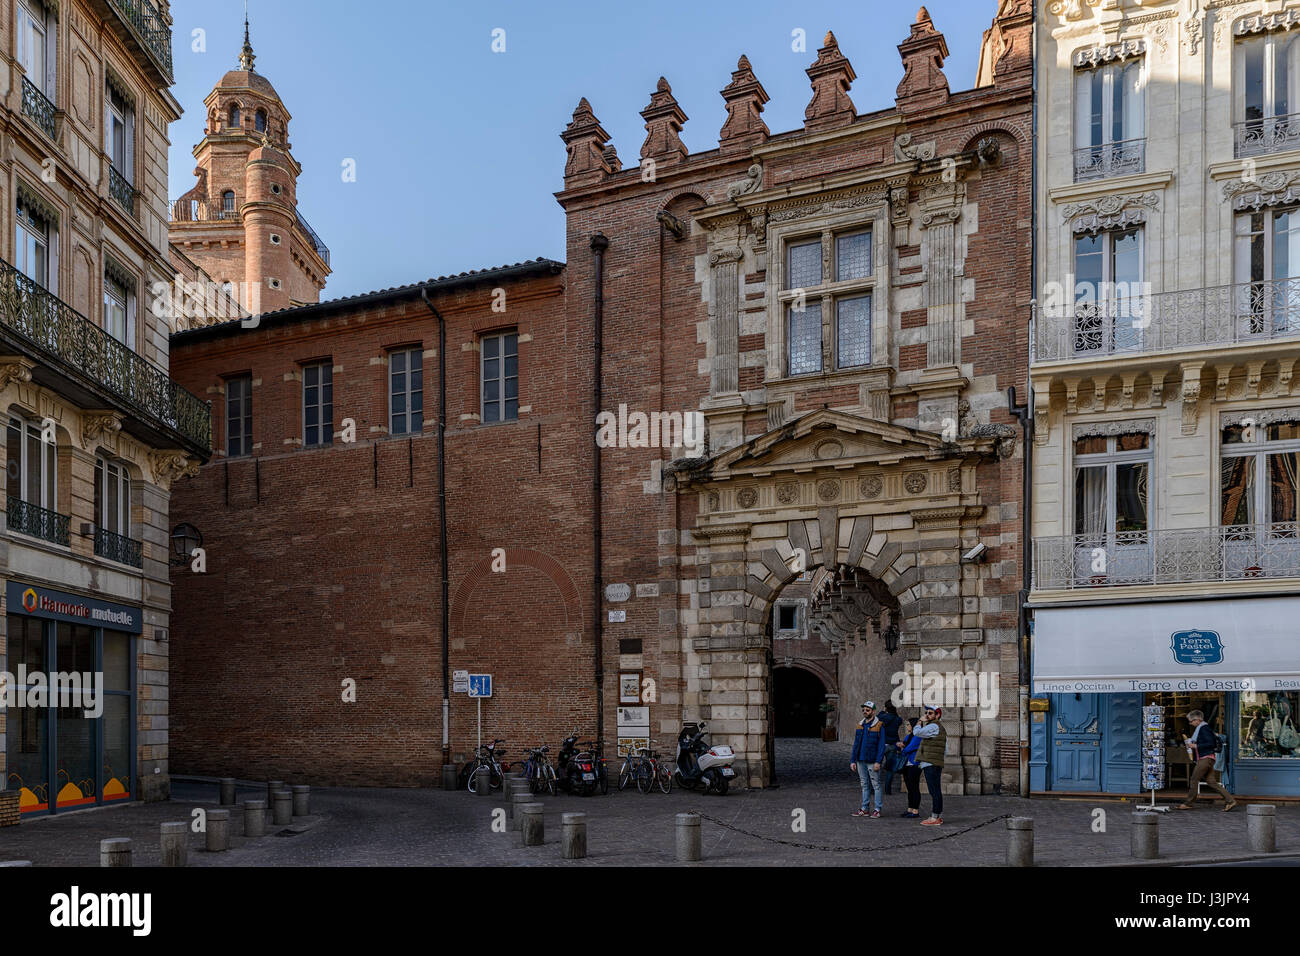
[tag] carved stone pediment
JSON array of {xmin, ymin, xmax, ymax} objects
[
  {"xmin": 80, "ymin": 411, "xmax": 123, "ymax": 451},
  {"xmin": 694, "ymin": 409, "xmax": 965, "ymax": 482},
  {"xmin": 148, "ymin": 450, "xmax": 200, "ymax": 488}
]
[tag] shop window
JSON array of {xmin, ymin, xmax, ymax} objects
[
  {"xmin": 225, "ymin": 375, "xmax": 252, "ymax": 458},
  {"xmin": 1072, "ymin": 226, "xmax": 1144, "ymax": 354},
  {"xmin": 480, "ymin": 332, "xmax": 517, "ymax": 423},
  {"xmin": 1240, "ymin": 691, "xmax": 1300, "ymax": 759},
  {"xmin": 389, "ymin": 346, "xmax": 423, "ymax": 435},
  {"xmin": 302, "ymin": 361, "xmax": 333, "ymax": 447}
]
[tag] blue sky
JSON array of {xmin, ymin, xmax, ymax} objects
[{"xmin": 167, "ymin": 1, "xmax": 1002, "ymax": 300}]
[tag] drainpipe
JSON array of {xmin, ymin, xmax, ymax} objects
[
  {"xmin": 590, "ymin": 233, "xmax": 608, "ymax": 752},
  {"xmin": 420, "ymin": 287, "xmax": 451, "ymax": 771}
]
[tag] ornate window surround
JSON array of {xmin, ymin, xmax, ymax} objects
[
  {"xmin": 1218, "ymin": 405, "xmax": 1300, "ymax": 430},
  {"xmin": 1222, "ymin": 169, "xmax": 1300, "ymax": 211},
  {"xmin": 1072, "ymin": 417, "xmax": 1157, "ymax": 440},
  {"xmin": 1061, "ymin": 191, "xmax": 1161, "ymax": 234},
  {"xmin": 1071, "ymin": 37, "xmax": 1146, "ymax": 69},
  {"xmin": 1067, "ymin": 415, "xmax": 1157, "ymax": 539},
  {"xmin": 1234, "ymin": 11, "xmax": 1300, "ymax": 39},
  {"xmin": 763, "ymin": 193, "xmax": 891, "ymax": 387}
]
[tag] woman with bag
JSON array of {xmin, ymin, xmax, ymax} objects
[
  {"xmin": 1176, "ymin": 709, "xmax": 1236, "ymax": 812},
  {"xmin": 898, "ymin": 717, "xmax": 923, "ymax": 819}
]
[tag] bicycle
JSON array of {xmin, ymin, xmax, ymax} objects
[
  {"xmin": 523, "ymin": 745, "xmax": 557, "ymax": 796},
  {"xmin": 465, "ymin": 738, "xmax": 506, "ymax": 793},
  {"xmin": 644, "ymin": 749, "xmax": 673, "ymax": 794},
  {"xmin": 617, "ymin": 748, "xmax": 654, "ymax": 793}
]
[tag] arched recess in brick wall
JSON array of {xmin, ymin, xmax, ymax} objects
[
  {"xmin": 774, "ymin": 657, "xmax": 837, "ymax": 698},
  {"xmin": 449, "ymin": 548, "xmax": 584, "ymax": 637}
]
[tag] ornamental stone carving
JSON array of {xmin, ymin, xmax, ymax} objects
[
  {"xmin": 0, "ymin": 362, "xmax": 33, "ymax": 390},
  {"xmin": 768, "ymin": 189, "xmax": 882, "ymax": 224},
  {"xmin": 814, "ymin": 439, "xmax": 844, "ymax": 460},
  {"xmin": 903, "ymin": 471, "xmax": 928, "ymax": 495},
  {"xmin": 1063, "ymin": 192, "xmax": 1160, "ymax": 233},
  {"xmin": 81, "ymin": 412, "xmax": 123, "ymax": 450},
  {"xmin": 149, "ymin": 451, "xmax": 199, "ymax": 487},
  {"xmin": 1072, "ymin": 418, "xmax": 1157, "ymax": 439},
  {"xmin": 947, "ymin": 468, "xmax": 961, "ymax": 493},
  {"xmin": 894, "ymin": 133, "xmax": 935, "ymax": 162},
  {"xmin": 726, "ymin": 163, "xmax": 763, "ymax": 200},
  {"xmin": 707, "ymin": 491, "xmax": 720, "ymax": 512},
  {"xmin": 1236, "ymin": 11, "xmax": 1300, "ymax": 37},
  {"xmin": 1048, "ymin": 0, "xmax": 1099, "ymax": 22},
  {"xmin": 816, "ymin": 478, "xmax": 841, "ymax": 502},
  {"xmin": 1186, "ymin": 15, "xmax": 1203, "ymax": 56},
  {"xmin": 860, "ymin": 475, "xmax": 883, "ymax": 499},
  {"xmin": 1223, "ymin": 171, "xmax": 1300, "ymax": 211},
  {"xmin": 1219, "ymin": 406, "xmax": 1300, "ymax": 428},
  {"xmin": 708, "ymin": 246, "xmax": 744, "ymax": 266},
  {"xmin": 776, "ymin": 481, "xmax": 799, "ymax": 504},
  {"xmin": 1072, "ymin": 38, "xmax": 1145, "ymax": 68},
  {"xmin": 737, "ymin": 487, "xmax": 758, "ymax": 509}
]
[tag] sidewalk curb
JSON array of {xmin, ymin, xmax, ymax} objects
[{"xmin": 1078, "ymin": 851, "xmax": 1300, "ymax": 868}]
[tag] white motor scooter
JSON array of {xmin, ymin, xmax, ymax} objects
[{"xmin": 673, "ymin": 721, "xmax": 737, "ymax": 795}]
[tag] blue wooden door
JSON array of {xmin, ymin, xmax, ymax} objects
[{"xmin": 1050, "ymin": 693, "xmax": 1102, "ymax": 790}]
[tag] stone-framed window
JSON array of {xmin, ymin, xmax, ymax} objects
[
  {"xmin": 767, "ymin": 202, "xmax": 886, "ymax": 383},
  {"xmin": 1234, "ymin": 18, "xmax": 1300, "ymax": 156},
  {"xmin": 1220, "ymin": 409, "xmax": 1300, "ymax": 527},
  {"xmin": 16, "ymin": 0, "xmax": 54, "ymax": 100},
  {"xmin": 1072, "ymin": 52, "xmax": 1145, "ymax": 181},
  {"xmin": 480, "ymin": 331, "xmax": 518, "ymax": 423},
  {"xmin": 103, "ymin": 257, "xmax": 136, "ymax": 350},
  {"xmin": 302, "ymin": 361, "xmax": 333, "ymax": 447},
  {"xmin": 6, "ymin": 411, "xmax": 58, "ymax": 515},
  {"xmin": 1072, "ymin": 225, "xmax": 1143, "ymax": 354},
  {"xmin": 773, "ymin": 599, "xmax": 806, "ymax": 639},
  {"xmin": 1072, "ymin": 426, "xmax": 1152, "ymax": 539},
  {"xmin": 389, "ymin": 346, "xmax": 424, "ymax": 435},
  {"xmin": 1234, "ymin": 204, "xmax": 1300, "ymax": 335},
  {"xmin": 94, "ymin": 454, "xmax": 132, "ymax": 541}
]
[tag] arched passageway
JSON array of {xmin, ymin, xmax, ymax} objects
[{"xmin": 773, "ymin": 666, "xmax": 828, "ymax": 738}]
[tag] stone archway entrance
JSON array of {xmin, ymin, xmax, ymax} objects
[
  {"xmin": 773, "ymin": 666, "xmax": 826, "ymax": 737},
  {"xmin": 671, "ymin": 408, "xmax": 1007, "ymax": 792}
]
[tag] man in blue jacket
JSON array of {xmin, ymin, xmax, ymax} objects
[{"xmin": 849, "ymin": 700, "xmax": 887, "ymax": 817}]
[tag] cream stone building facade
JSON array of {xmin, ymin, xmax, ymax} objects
[
  {"xmin": 0, "ymin": 0, "xmax": 208, "ymax": 818},
  {"xmin": 1031, "ymin": 0, "xmax": 1300, "ymax": 797}
]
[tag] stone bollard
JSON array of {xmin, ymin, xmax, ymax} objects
[
  {"xmin": 1006, "ymin": 817, "xmax": 1034, "ymax": 867},
  {"xmin": 442, "ymin": 764, "xmax": 459, "ymax": 791},
  {"xmin": 510, "ymin": 789, "xmax": 532, "ymax": 831},
  {"xmin": 100, "ymin": 838, "xmax": 132, "ymax": 868},
  {"xmin": 160, "ymin": 822, "xmax": 188, "ymax": 867},
  {"xmin": 1248, "ymin": 804, "xmax": 1276, "ymax": 853},
  {"xmin": 267, "ymin": 780, "xmax": 284, "ymax": 806},
  {"xmin": 474, "ymin": 766, "xmax": 493, "ymax": 797},
  {"xmin": 206, "ymin": 809, "xmax": 231, "ymax": 852},
  {"xmin": 219, "ymin": 777, "xmax": 236, "ymax": 806},
  {"xmin": 676, "ymin": 813, "xmax": 701, "ymax": 863},
  {"xmin": 1131, "ymin": 812, "xmax": 1159, "ymax": 860},
  {"xmin": 244, "ymin": 799, "xmax": 267, "ymax": 837},
  {"xmin": 273, "ymin": 789, "xmax": 293, "ymax": 826},
  {"xmin": 520, "ymin": 803, "xmax": 545, "ymax": 847},
  {"xmin": 292, "ymin": 785, "xmax": 310, "ymax": 817},
  {"xmin": 562, "ymin": 812, "xmax": 587, "ymax": 860}
]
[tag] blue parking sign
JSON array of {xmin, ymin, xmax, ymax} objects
[{"xmin": 468, "ymin": 674, "xmax": 492, "ymax": 698}]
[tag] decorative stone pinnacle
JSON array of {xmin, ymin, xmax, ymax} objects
[
  {"xmin": 720, "ymin": 53, "xmax": 770, "ymax": 149},
  {"xmin": 560, "ymin": 98, "xmax": 614, "ymax": 184},
  {"xmin": 640, "ymin": 76, "xmax": 688, "ymax": 163},
  {"xmin": 804, "ymin": 30, "xmax": 856, "ymax": 131}
]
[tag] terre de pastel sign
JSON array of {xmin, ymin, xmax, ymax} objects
[{"xmin": 1170, "ymin": 630, "xmax": 1224, "ymax": 667}]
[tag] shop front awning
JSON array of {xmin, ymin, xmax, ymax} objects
[{"xmin": 1032, "ymin": 597, "xmax": 1300, "ymax": 695}]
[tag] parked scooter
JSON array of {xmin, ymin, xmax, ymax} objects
[
  {"xmin": 673, "ymin": 721, "xmax": 736, "ymax": 795},
  {"xmin": 556, "ymin": 733, "xmax": 609, "ymax": 796}
]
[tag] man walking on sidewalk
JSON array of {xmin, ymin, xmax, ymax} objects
[{"xmin": 1177, "ymin": 709, "xmax": 1236, "ymax": 812}]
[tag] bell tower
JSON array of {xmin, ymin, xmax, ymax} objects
[{"xmin": 168, "ymin": 16, "xmax": 331, "ymax": 319}]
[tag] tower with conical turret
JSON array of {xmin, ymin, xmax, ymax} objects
[{"xmin": 168, "ymin": 18, "xmax": 330, "ymax": 319}]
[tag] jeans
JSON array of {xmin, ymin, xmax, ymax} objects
[
  {"xmin": 855, "ymin": 762, "xmax": 882, "ymax": 811},
  {"xmin": 904, "ymin": 765, "xmax": 922, "ymax": 811},
  {"xmin": 921, "ymin": 765, "xmax": 944, "ymax": 817}
]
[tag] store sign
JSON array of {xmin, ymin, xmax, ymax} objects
[
  {"xmin": 6, "ymin": 581, "xmax": 142, "ymax": 634},
  {"xmin": 1171, "ymin": 630, "xmax": 1224, "ymax": 666}
]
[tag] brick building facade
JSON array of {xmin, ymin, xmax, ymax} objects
[{"xmin": 169, "ymin": 1, "xmax": 1034, "ymax": 793}]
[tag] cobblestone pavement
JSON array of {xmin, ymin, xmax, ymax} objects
[{"xmin": 1, "ymin": 740, "xmax": 1297, "ymax": 867}]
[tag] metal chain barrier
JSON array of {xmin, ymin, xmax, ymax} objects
[{"xmin": 688, "ymin": 810, "xmax": 1014, "ymax": 853}]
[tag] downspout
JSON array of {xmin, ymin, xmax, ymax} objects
[
  {"xmin": 590, "ymin": 233, "xmax": 609, "ymax": 752},
  {"xmin": 1013, "ymin": 14, "xmax": 1040, "ymax": 800},
  {"xmin": 420, "ymin": 287, "xmax": 451, "ymax": 771}
]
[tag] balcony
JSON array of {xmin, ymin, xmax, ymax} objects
[
  {"xmin": 7, "ymin": 496, "xmax": 70, "ymax": 547},
  {"xmin": 21, "ymin": 77, "xmax": 56, "ymax": 141},
  {"xmin": 94, "ymin": 527, "xmax": 143, "ymax": 568},
  {"xmin": 1234, "ymin": 113, "xmax": 1300, "ymax": 158},
  {"xmin": 1033, "ymin": 276, "xmax": 1300, "ymax": 363},
  {"xmin": 295, "ymin": 208, "xmax": 331, "ymax": 268},
  {"xmin": 168, "ymin": 197, "xmax": 239, "ymax": 222},
  {"xmin": 1074, "ymin": 138, "xmax": 1146, "ymax": 183},
  {"xmin": 0, "ymin": 257, "xmax": 211, "ymax": 453},
  {"xmin": 109, "ymin": 166, "xmax": 136, "ymax": 216},
  {"xmin": 1033, "ymin": 523, "xmax": 1300, "ymax": 590},
  {"xmin": 101, "ymin": 0, "xmax": 173, "ymax": 86}
]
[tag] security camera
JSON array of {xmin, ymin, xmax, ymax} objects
[{"xmin": 962, "ymin": 543, "xmax": 987, "ymax": 563}]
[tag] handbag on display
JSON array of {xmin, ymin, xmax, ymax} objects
[
  {"xmin": 1280, "ymin": 717, "xmax": 1300, "ymax": 751},
  {"xmin": 1265, "ymin": 716, "xmax": 1282, "ymax": 741}
]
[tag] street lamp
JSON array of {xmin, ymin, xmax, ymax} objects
[
  {"xmin": 170, "ymin": 523, "xmax": 202, "ymax": 567},
  {"xmin": 882, "ymin": 623, "xmax": 900, "ymax": 656}
]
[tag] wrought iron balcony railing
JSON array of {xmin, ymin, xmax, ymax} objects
[
  {"xmin": 1235, "ymin": 113, "xmax": 1300, "ymax": 158},
  {"xmin": 1074, "ymin": 138, "xmax": 1146, "ymax": 182},
  {"xmin": 6, "ymin": 496, "xmax": 70, "ymax": 547},
  {"xmin": 168, "ymin": 197, "xmax": 239, "ymax": 222},
  {"xmin": 295, "ymin": 208, "xmax": 330, "ymax": 267},
  {"xmin": 95, "ymin": 526, "xmax": 143, "ymax": 568},
  {"xmin": 107, "ymin": 0, "xmax": 173, "ymax": 83},
  {"xmin": 1033, "ymin": 276, "xmax": 1300, "ymax": 362},
  {"xmin": 22, "ymin": 76, "xmax": 56, "ymax": 141},
  {"xmin": 1033, "ymin": 523, "xmax": 1300, "ymax": 590},
  {"xmin": 0, "ymin": 258, "xmax": 211, "ymax": 451},
  {"xmin": 109, "ymin": 165, "xmax": 135, "ymax": 216}
]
